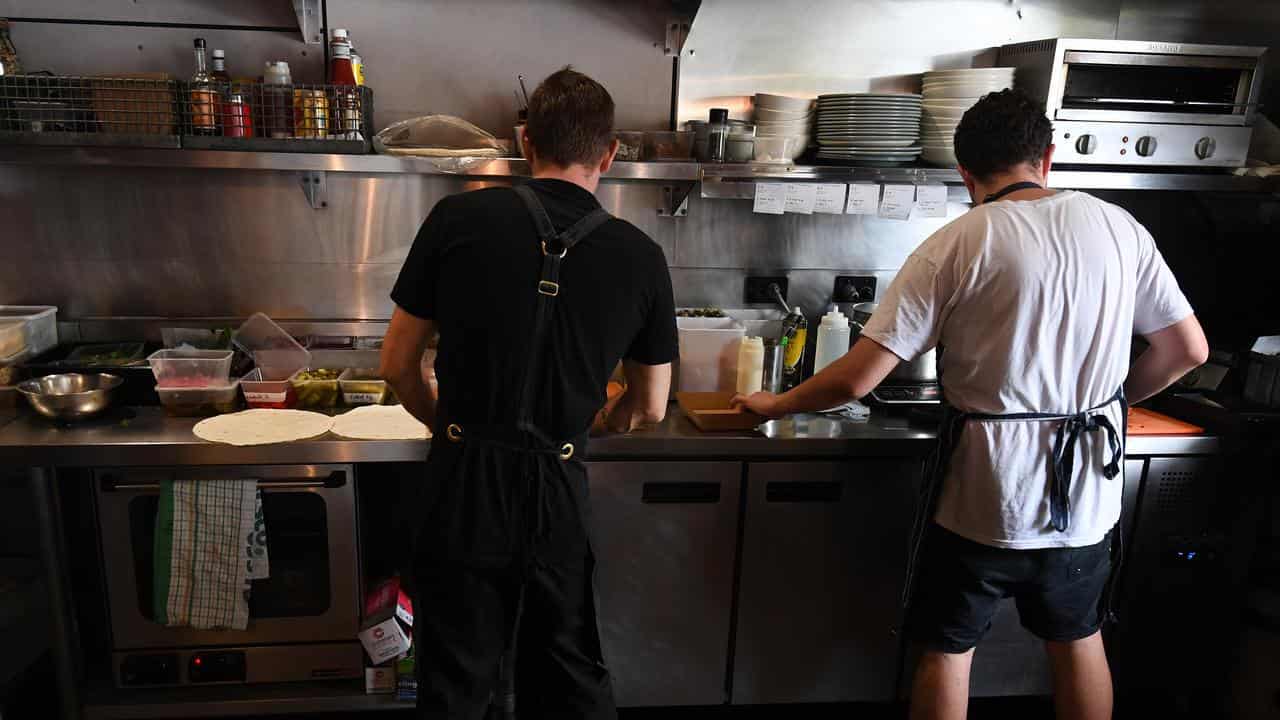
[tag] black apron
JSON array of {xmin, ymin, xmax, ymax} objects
[
  {"xmin": 902, "ymin": 181, "xmax": 1130, "ymax": 624},
  {"xmin": 412, "ymin": 185, "xmax": 617, "ymax": 720}
]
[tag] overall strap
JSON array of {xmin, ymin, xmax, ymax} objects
[{"xmin": 982, "ymin": 181, "xmax": 1043, "ymax": 204}]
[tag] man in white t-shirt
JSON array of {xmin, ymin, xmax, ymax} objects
[{"xmin": 732, "ymin": 90, "xmax": 1208, "ymax": 720}]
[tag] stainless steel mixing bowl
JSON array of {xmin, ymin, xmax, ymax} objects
[{"xmin": 17, "ymin": 372, "xmax": 122, "ymax": 420}]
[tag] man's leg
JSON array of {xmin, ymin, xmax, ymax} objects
[
  {"xmin": 909, "ymin": 648, "xmax": 975, "ymax": 720},
  {"xmin": 1045, "ymin": 630, "xmax": 1113, "ymax": 720}
]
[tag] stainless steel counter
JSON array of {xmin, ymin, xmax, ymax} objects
[{"xmin": 0, "ymin": 406, "xmax": 1220, "ymax": 467}]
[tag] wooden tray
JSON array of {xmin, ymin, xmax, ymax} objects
[
  {"xmin": 677, "ymin": 391, "xmax": 765, "ymax": 432},
  {"xmin": 1127, "ymin": 407, "xmax": 1203, "ymax": 436}
]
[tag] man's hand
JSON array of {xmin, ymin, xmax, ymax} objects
[
  {"xmin": 380, "ymin": 307, "xmax": 439, "ymax": 433},
  {"xmin": 730, "ymin": 391, "xmax": 784, "ymax": 418}
]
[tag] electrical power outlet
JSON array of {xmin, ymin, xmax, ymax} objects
[
  {"xmin": 744, "ymin": 276, "xmax": 789, "ymax": 305},
  {"xmin": 833, "ymin": 276, "xmax": 877, "ymax": 303}
]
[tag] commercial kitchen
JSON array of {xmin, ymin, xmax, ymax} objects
[{"xmin": 1, "ymin": 1, "xmax": 1279, "ymax": 719}]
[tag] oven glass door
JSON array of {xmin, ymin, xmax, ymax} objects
[
  {"xmin": 96, "ymin": 465, "xmax": 361, "ymax": 650},
  {"xmin": 1058, "ymin": 52, "xmax": 1256, "ymax": 125}
]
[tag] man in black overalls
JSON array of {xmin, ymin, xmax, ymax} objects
[
  {"xmin": 733, "ymin": 90, "xmax": 1208, "ymax": 720},
  {"xmin": 381, "ymin": 67, "xmax": 677, "ymax": 719}
]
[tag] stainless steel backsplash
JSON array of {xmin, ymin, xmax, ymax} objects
[{"xmin": 0, "ymin": 165, "xmax": 962, "ymax": 322}]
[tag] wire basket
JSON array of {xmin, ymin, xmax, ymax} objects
[
  {"xmin": 0, "ymin": 74, "xmax": 181, "ymax": 148},
  {"xmin": 179, "ymin": 82, "xmax": 372, "ymax": 154}
]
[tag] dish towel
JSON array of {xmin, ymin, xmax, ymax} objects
[{"xmin": 153, "ymin": 479, "xmax": 270, "ymax": 630}]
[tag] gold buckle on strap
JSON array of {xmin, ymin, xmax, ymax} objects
[
  {"xmin": 560, "ymin": 443, "xmax": 575, "ymax": 461},
  {"xmin": 538, "ymin": 280, "xmax": 560, "ymax": 297},
  {"xmin": 541, "ymin": 240, "xmax": 568, "ymax": 259},
  {"xmin": 446, "ymin": 424, "xmax": 464, "ymax": 442}
]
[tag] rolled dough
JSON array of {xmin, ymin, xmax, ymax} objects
[
  {"xmin": 331, "ymin": 405, "xmax": 431, "ymax": 440},
  {"xmin": 193, "ymin": 409, "xmax": 335, "ymax": 446}
]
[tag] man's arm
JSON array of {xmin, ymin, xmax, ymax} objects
[
  {"xmin": 732, "ymin": 337, "xmax": 903, "ymax": 418},
  {"xmin": 1124, "ymin": 315, "xmax": 1209, "ymax": 404},
  {"xmin": 380, "ymin": 307, "xmax": 439, "ymax": 432},
  {"xmin": 599, "ymin": 361, "xmax": 671, "ymax": 434}
]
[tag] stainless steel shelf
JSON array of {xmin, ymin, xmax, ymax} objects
[
  {"xmin": 0, "ymin": 146, "xmax": 1274, "ymax": 191},
  {"xmin": 0, "ymin": 145, "xmax": 701, "ymax": 180}
]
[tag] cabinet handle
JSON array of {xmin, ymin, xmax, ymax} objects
[
  {"xmin": 102, "ymin": 471, "xmax": 345, "ymax": 492},
  {"xmin": 641, "ymin": 481, "xmax": 721, "ymax": 504},
  {"xmin": 766, "ymin": 481, "xmax": 843, "ymax": 503}
]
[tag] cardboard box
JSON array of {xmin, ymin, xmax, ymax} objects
[
  {"xmin": 365, "ymin": 666, "xmax": 396, "ymax": 695},
  {"xmin": 359, "ymin": 617, "xmax": 412, "ymax": 666},
  {"xmin": 365, "ymin": 576, "xmax": 414, "ymax": 627}
]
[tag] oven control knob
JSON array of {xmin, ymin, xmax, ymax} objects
[
  {"xmin": 1135, "ymin": 136, "xmax": 1158, "ymax": 157},
  {"xmin": 1195, "ymin": 136, "xmax": 1217, "ymax": 160},
  {"xmin": 1074, "ymin": 134, "xmax": 1098, "ymax": 155}
]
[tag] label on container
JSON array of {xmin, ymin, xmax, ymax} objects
[
  {"xmin": 915, "ymin": 184, "xmax": 948, "ymax": 218},
  {"xmin": 244, "ymin": 390, "xmax": 288, "ymax": 404},
  {"xmin": 813, "ymin": 184, "xmax": 847, "ymax": 214},
  {"xmin": 344, "ymin": 392, "xmax": 383, "ymax": 405},
  {"xmin": 878, "ymin": 184, "xmax": 916, "ymax": 220},
  {"xmin": 845, "ymin": 183, "xmax": 880, "ymax": 215},
  {"xmin": 752, "ymin": 183, "xmax": 786, "ymax": 215},
  {"xmin": 784, "ymin": 183, "xmax": 817, "ymax": 214}
]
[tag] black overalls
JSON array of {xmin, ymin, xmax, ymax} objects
[
  {"xmin": 903, "ymin": 181, "xmax": 1130, "ymax": 621},
  {"xmin": 412, "ymin": 185, "xmax": 617, "ymax": 720}
]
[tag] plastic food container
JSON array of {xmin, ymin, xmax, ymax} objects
[
  {"xmin": 233, "ymin": 313, "xmax": 311, "ymax": 381},
  {"xmin": 148, "ymin": 349, "xmax": 234, "ymax": 388},
  {"xmin": 340, "ymin": 370, "xmax": 388, "ymax": 405},
  {"xmin": 63, "ymin": 342, "xmax": 148, "ymax": 367},
  {"xmin": 643, "ymin": 130, "xmax": 694, "ymax": 160},
  {"xmin": 161, "ymin": 327, "xmax": 232, "ymax": 350},
  {"xmin": 753, "ymin": 136, "xmax": 800, "ymax": 164},
  {"xmin": 0, "ymin": 306, "xmax": 58, "ymax": 362},
  {"xmin": 291, "ymin": 368, "xmax": 347, "ymax": 409},
  {"xmin": 676, "ymin": 317, "xmax": 746, "ymax": 393},
  {"xmin": 615, "ymin": 131, "xmax": 644, "ymax": 161},
  {"xmin": 157, "ymin": 380, "xmax": 241, "ymax": 417},
  {"xmin": 241, "ymin": 368, "xmax": 298, "ymax": 409}
]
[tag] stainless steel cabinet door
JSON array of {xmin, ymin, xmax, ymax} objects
[
  {"xmin": 587, "ymin": 461, "xmax": 741, "ymax": 707},
  {"xmin": 732, "ymin": 460, "xmax": 922, "ymax": 704}
]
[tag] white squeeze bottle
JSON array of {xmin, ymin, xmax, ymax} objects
[
  {"xmin": 736, "ymin": 336, "xmax": 765, "ymax": 395},
  {"xmin": 813, "ymin": 307, "xmax": 851, "ymax": 373}
]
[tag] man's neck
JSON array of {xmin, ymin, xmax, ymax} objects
[
  {"xmin": 973, "ymin": 166, "xmax": 1054, "ymax": 204},
  {"xmin": 530, "ymin": 163, "xmax": 601, "ymax": 195}
]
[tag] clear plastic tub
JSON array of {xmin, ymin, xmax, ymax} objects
[
  {"xmin": 0, "ymin": 306, "xmax": 58, "ymax": 362},
  {"xmin": 233, "ymin": 313, "xmax": 311, "ymax": 381},
  {"xmin": 615, "ymin": 131, "xmax": 644, "ymax": 161},
  {"xmin": 291, "ymin": 368, "xmax": 347, "ymax": 409},
  {"xmin": 157, "ymin": 380, "xmax": 241, "ymax": 417},
  {"xmin": 148, "ymin": 349, "xmax": 234, "ymax": 388},
  {"xmin": 63, "ymin": 342, "xmax": 148, "ymax": 367},
  {"xmin": 241, "ymin": 368, "xmax": 299, "ymax": 409},
  {"xmin": 676, "ymin": 317, "xmax": 746, "ymax": 393},
  {"xmin": 643, "ymin": 130, "xmax": 694, "ymax": 160},
  {"xmin": 0, "ymin": 321, "xmax": 24, "ymax": 359},
  {"xmin": 340, "ymin": 370, "xmax": 388, "ymax": 405}
]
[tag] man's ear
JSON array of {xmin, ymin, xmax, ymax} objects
[
  {"xmin": 598, "ymin": 138, "xmax": 620, "ymax": 174},
  {"xmin": 1041, "ymin": 144, "xmax": 1056, "ymax": 183},
  {"xmin": 957, "ymin": 165, "xmax": 979, "ymax": 204},
  {"xmin": 520, "ymin": 126, "xmax": 533, "ymax": 162}
]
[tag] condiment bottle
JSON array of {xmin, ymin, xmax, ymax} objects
[
  {"xmin": 779, "ymin": 306, "xmax": 808, "ymax": 389},
  {"xmin": 189, "ymin": 38, "xmax": 218, "ymax": 135},
  {"xmin": 210, "ymin": 49, "xmax": 230, "ymax": 82},
  {"xmin": 814, "ymin": 307, "xmax": 852, "ymax": 374},
  {"xmin": 707, "ymin": 108, "xmax": 729, "ymax": 163},
  {"xmin": 262, "ymin": 60, "xmax": 293, "ymax": 139},
  {"xmin": 737, "ymin": 336, "xmax": 765, "ymax": 395}
]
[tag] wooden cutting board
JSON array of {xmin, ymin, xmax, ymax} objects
[
  {"xmin": 677, "ymin": 391, "xmax": 765, "ymax": 432},
  {"xmin": 1127, "ymin": 407, "xmax": 1203, "ymax": 436}
]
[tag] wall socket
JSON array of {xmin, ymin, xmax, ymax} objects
[
  {"xmin": 833, "ymin": 276, "xmax": 877, "ymax": 303},
  {"xmin": 744, "ymin": 276, "xmax": 789, "ymax": 305}
]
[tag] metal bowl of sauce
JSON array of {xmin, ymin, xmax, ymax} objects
[{"xmin": 17, "ymin": 372, "xmax": 122, "ymax": 420}]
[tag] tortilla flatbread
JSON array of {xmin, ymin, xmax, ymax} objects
[
  {"xmin": 193, "ymin": 409, "xmax": 335, "ymax": 446},
  {"xmin": 331, "ymin": 405, "xmax": 431, "ymax": 440}
]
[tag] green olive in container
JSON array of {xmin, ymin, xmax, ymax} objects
[
  {"xmin": 340, "ymin": 370, "xmax": 389, "ymax": 406},
  {"xmin": 290, "ymin": 368, "xmax": 345, "ymax": 409}
]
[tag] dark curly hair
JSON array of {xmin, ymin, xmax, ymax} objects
[{"xmin": 953, "ymin": 89, "xmax": 1054, "ymax": 180}]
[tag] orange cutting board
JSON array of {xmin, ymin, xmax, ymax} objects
[
  {"xmin": 1127, "ymin": 407, "xmax": 1203, "ymax": 436},
  {"xmin": 677, "ymin": 392, "xmax": 766, "ymax": 432}
]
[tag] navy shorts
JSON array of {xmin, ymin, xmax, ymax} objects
[{"xmin": 907, "ymin": 524, "xmax": 1114, "ymax": 654}]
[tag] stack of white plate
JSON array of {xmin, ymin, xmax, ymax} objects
[
  {"xmin": 752, "ymin": 93, "xmax": 813, "ymax": 161},
  {"xmin": 921, "ymin": 68, "xmax": 1015, "ymax": 166},
  {"xmin": 814, "ymin": 93, "xmax": 922, "ymax": 165}
]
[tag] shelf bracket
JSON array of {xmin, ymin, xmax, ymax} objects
[
  {"xmin": 292, "ymin": 0, "xmax": 325, "ymax": 45},
  {"xmin": 300, "ymin": 171, "xmax": 327, "ymax": 209},
  {"xmin": 664, "ymin": 19, "xmax": 690, "ymax": 57},
  {"xmin": 659, "ymin": 183, "xmax": 693, "ymax": 217}
]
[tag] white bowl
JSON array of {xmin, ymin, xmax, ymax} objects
[
  {"xmin": 923, "ymin": 68, "xmax": 1014, "ymax": 79},
  {"xmin": 753, "ymin": 93, "xmax": 813, "ymax": 112},
  {"xmin": 923, "ymin": 85, "xmax": 1008, "ymax": 99},
  {"xmin": 755, "ymin": 118, "xmax": 811, "ymax": 130},
  {"xmin": 753, "ymin": 106, "xmax": 812, "ymax": 121}
]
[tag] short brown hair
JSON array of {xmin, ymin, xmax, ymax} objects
[{"xmin": 526, "ymin": 67, "xmax": 615, "ymax": 167}]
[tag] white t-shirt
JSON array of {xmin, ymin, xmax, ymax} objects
[{"xmin": 861, "ymin": 191, "xmax": 1193, "ymax": 549}]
